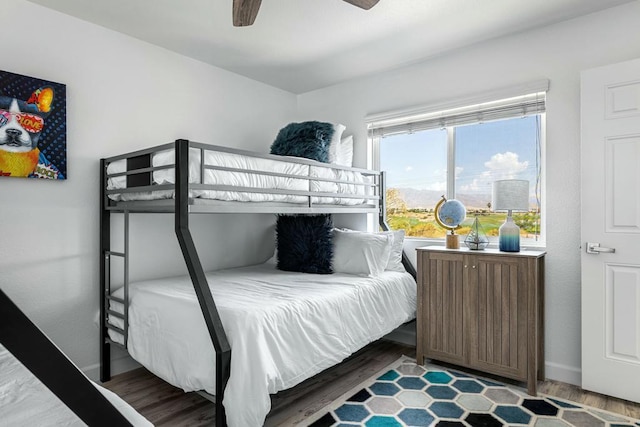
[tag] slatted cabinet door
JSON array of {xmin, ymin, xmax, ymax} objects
[
  {"xmin": 417, "ymin": 250, "xmax": 466, "ymax": 366},
  {"xmin": 468, "ymin": 255, "xmax": 528, "ymax": 380}
]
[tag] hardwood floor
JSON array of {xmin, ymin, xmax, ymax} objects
[{"xmin": 103, "ymin": 340, "xmax": 640, "ymax": 426}]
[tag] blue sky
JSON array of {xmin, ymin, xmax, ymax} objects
[{"xmin": 380, "ymin": 115, "xmax": 540, "ymax": 199}]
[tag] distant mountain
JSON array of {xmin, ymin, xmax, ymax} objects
[
  {"xmin": 393, "ymin": 188, "xmax": 492, "ymax": 210},
  {"xmin": 393, "ymin": 188, "xmax": 442, "ymax": 209},
  {"xmin": 455, "ymin": 193, "xmax": 493, "ymax": 211}
]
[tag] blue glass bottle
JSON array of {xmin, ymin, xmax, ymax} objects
[{"xmin": 498, "ymin": 215, "xmax": 520, "ymax": 252}]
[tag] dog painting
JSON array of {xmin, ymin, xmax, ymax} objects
[{"xmin": 0, "ymin": 71, "xmax": 66, "ymax": 179}]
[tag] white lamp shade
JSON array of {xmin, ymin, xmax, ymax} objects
[{"xmin": 492, "ymin": 180, "xmax": 529, "ymax": 211}]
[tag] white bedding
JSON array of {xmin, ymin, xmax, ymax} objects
[
  {"xmin": 0, "ymin": 344, "xmax": 152, "ymax": 426},
  {"xmin": 107, "ymin": 148, "xmax": 370, "ymax": 205},
  {"xmin": 108, "ymin": 263, "xmax": 416, "ymax": 427}
]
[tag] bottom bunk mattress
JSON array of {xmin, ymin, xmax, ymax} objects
[
  {"xmin": 0, "ymin": 344, "xmax": 152, "ymax": 426},
  {"xmin": 109, "ymin": 263, "xmax": 416, "ymax": 427}
]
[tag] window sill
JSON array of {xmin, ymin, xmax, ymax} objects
[{"xmin": 404, "ymin": 237, "xmax": 546, "ymax": 251}]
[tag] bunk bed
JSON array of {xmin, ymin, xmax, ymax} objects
[
  {"xmin": 100, "ymin": 139, "xmax": 417, "ymax": 427},
  {"xmin": 0, "ymin": 289, "xmax": 151, "ymax": 426}
]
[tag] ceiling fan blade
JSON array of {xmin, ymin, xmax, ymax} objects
[
  {"xmin": 342, "ymin": 0, "xmax": 380, "ymax": 10},
  {"xmin": 233, "ymin": 0, "xmax": 262, "ymax": 27}
]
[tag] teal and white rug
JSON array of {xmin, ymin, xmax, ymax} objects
[{"xmin": 306, "ymin": 356, "xmax": 640, "ymax": 427}]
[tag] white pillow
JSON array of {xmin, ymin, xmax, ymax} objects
[
  {"xmin": 385, "ymin": 229, "xmax": 406, "ymax": 272},
  {"xmin": 328, "ymin": 123, "xmax": 346, "ymax": 164},
  {"xmin": 335, "ymin": 135, "xmax": 354, "ymax": 167},
  {"xmin": 332, "ymin": 228, "xmax": 393, "ymax": 277},
  {"xmin": 337, "ymin": 228, "xmax": 406, "ymax": 272},
  {"xmin": 265, "ymin": 248, "xmax": 277, "ymax": 265}
]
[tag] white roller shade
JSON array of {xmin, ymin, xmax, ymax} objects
[{"xmin": 367, "ymin": 80, "xmax": 548, "ymax": 138}]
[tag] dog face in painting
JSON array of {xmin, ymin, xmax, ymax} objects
[{"xmin": 0, "ymin": 87, "xmax": 53, "ymax": 153}]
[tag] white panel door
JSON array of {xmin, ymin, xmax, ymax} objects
[{"xmin": 581, "ymin": 57, "xmax": 640, "ymax": 402}]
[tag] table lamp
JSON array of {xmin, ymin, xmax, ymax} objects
[{"xmin": 492, "ymin": 179, "xmax": 529, "ymax": 252}]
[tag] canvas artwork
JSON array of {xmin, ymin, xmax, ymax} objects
[{"xmin": 0, "ymin": 70, "xmax": 66, "ymax": 179}]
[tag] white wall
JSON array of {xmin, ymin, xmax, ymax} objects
[
  {"xmin": 0, "ymin": 0, "xmax": 295, "ymax": 378},
  {"xmin": 297, "ymin": 2, "xmax": 640, "ymax": 385},
  {"xmin": 4, "ymin": 0, "xmax": 640, "ymax": 387}
]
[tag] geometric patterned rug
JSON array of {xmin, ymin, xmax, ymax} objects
[{"xmin": 305, "ymin": 356, "xmax": 640, "ymax": 427}]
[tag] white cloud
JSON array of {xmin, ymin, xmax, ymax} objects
[
  {"xmin": 405, "ymin": 166, "xmax": 413, "ymax": 172},
  {"xmin": 460, "ymin": 178, "xmax": 480, "ymax": 192},
  {"xmin": 425, "ymin": 168, "xmax": 448, "ymax": 191},
  {"xmin": 459, "ymin": 152, "xmax": 529, "ymax": 194},
  {"xmin": 427, "ymin": 181, "xmax": 447, "ymax": 191},
  {"xmin": 484, "ymin": 152, "xmax": 528, "ymax": 179}
]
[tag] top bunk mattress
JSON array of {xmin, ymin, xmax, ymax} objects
[
  {"xmin": 105, "ymin": 145, "xmax": 377, "ymax": 207},
  {"xmin": 108, "ymin": 262, "xmax": 416, "ymax": 427}
]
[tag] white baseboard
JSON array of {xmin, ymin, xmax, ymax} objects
[
  {"xmin": 82, "ymin": 355, "xmax": 141, "ymax": 383},
  {"xmin": 381, "ymin": 322, "xmax": 582, "ymax": 387},
  {"xmin": 544, "ymin": 361, "xmax": 581, "ymax": 386}
]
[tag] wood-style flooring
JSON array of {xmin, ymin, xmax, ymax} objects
[{"xmin": 103, "ymin": 340, "xmax": 640, "ymax": 426}]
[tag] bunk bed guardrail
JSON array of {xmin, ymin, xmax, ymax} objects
[{"xmin": 102, "ymin": 140, "xmax": 381, "ymax": 213}]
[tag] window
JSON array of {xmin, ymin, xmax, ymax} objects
[{"xmin": 370, "ymin": 87, "xmax": 546, "ymax": 246}]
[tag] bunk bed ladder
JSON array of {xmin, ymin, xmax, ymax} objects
[
  {"xmin": 174, "ymin": 139, "xmax": 231, "ymax": 427},
  {"xmin": 100, "ymin": 160, "xmax": 131, "ymax": 382},
  {"xmin": 104, "ymin": 213, "xmax": 130, "ymax": 346},
  {"xmin": 100, "ymin": 158, "xmax": 111, "ymax": 382}
]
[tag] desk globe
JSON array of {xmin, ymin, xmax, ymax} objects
[{"xmin": 434, "ymin": 196, "xmax": 466, "ymax": 249}]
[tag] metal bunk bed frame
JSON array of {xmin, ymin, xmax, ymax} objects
[{"xmin": 100, "ymin": 139, "xmax": 416, "ymax": 427}]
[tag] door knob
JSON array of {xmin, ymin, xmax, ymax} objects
[{"xmin": 586, "ymin": 242, "xmax": 616, "ymax": 254}]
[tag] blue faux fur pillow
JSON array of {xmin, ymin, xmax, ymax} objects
[
  {"xmin": 270, "ymin": 121, "xmax": 335, "ymax": 163},
  {"xmin": 276, "ymin": 214, "xmax": 333, "ymax": 274}
]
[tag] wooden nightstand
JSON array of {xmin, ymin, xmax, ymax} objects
[{"xmin": 416, "ymin": 246, "xmax": 545, "ymax": 395}]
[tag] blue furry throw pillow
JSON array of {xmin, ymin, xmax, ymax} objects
[
  {"xmin": 270, "ymin": 121, "xmax": 335, "ymax": 163},
  {"xmin": 276, "ymin": 214, "xmax": 333, "ymax": 274}
]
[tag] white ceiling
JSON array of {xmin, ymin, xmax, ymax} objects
[{"xmin": 26, "ymin": 0, "xmax": 634, "ymax": 94}]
